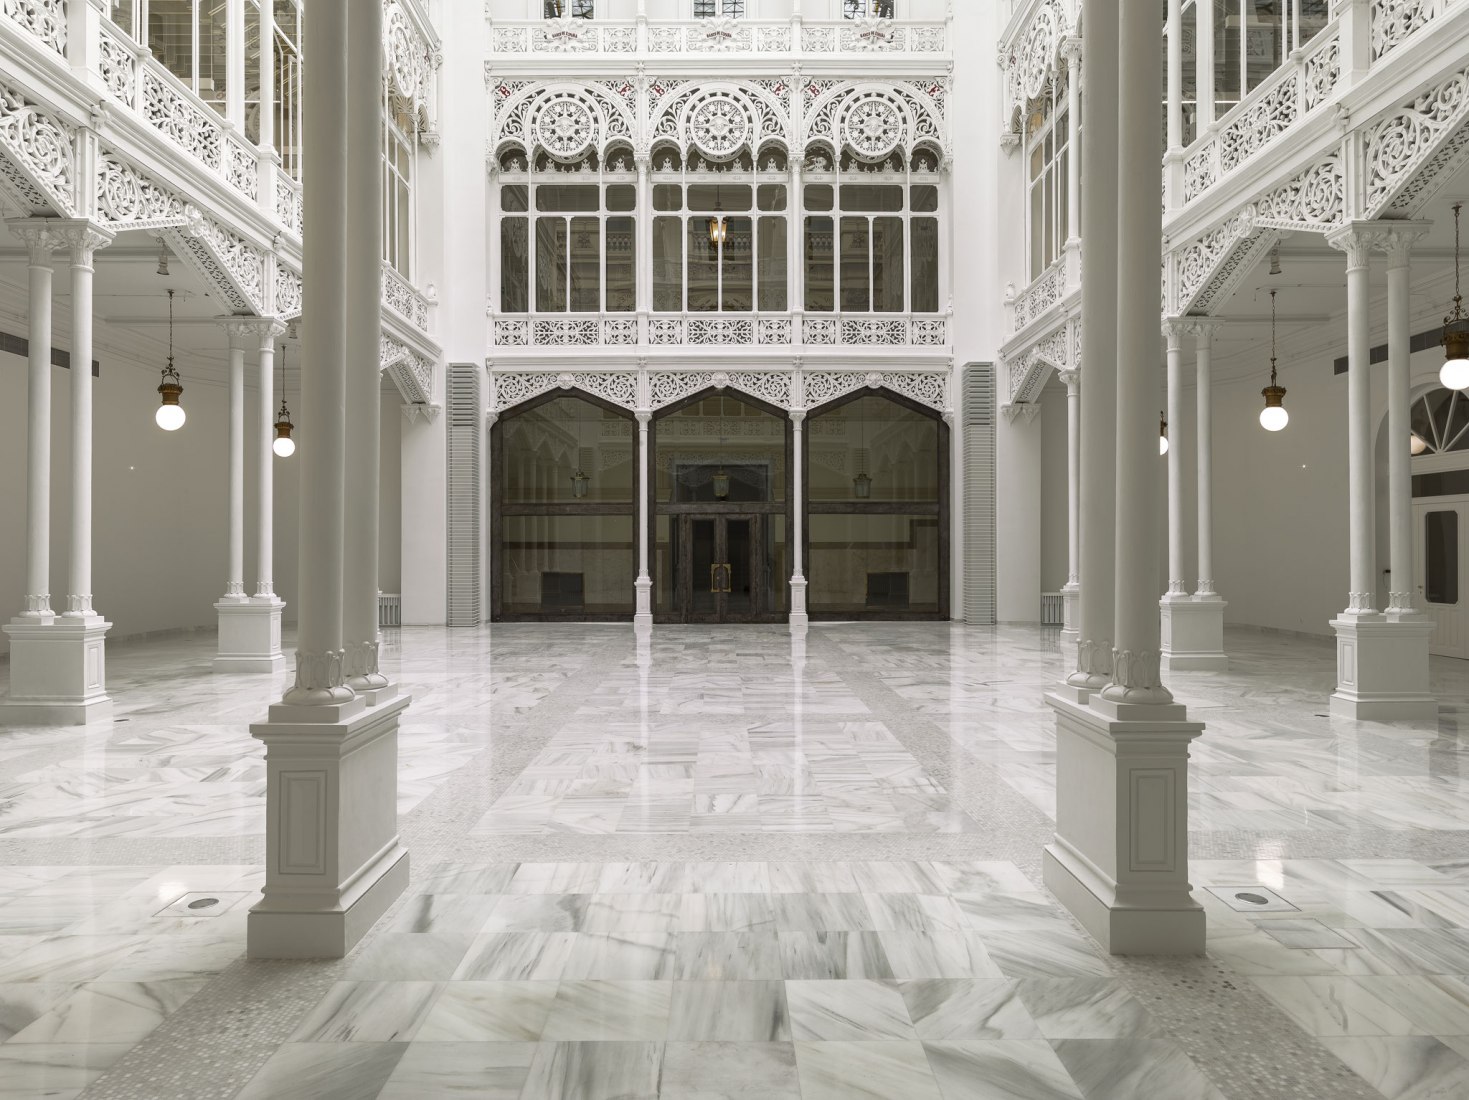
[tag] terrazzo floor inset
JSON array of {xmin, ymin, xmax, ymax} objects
[{"xmin": 0, "ymin": 623, "xmax": 1464, "ymax": 1098}]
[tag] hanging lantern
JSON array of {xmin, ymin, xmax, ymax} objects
[
  {"xmin": 712, "ymin": 468, "xmax": 731, "ymax": 500},
  {"xmin": 1443, "ymin": 203, "xmax": 1469, "ymax": 392},
  {"xmin": 155, "ymin": 289, "xmax": 186, "ymax": 431},
  {"xmin": 570, "ymin": 467, "xmax": 590, "ymax": 498},
  {"xmin": 708, "ymin": 196, "xmax": 728, "ymax": 246},
  {"xmin": 1260, "ymin": 289, "xmax": 1289, "ymax": 432},
  {"xmin": 1158, "ymin": 412, "xmax": 1169, "ymax": 456},
  {"xmin": 853, "ymin": 470, "xmax": 872, "ymax": 499},
  {"xmin": 273, "ymin": 341, "xmax": 295, "ymax": 457}
]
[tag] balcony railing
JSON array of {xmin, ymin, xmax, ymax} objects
[
  {"xmin": 1177, "ymin": 0, "xmax": 1464, "ymax": 207},
  {"xmin": 383, "ymin": 262, "xmax": 430, "ymax": 332},
  {"xmin": 491, "ymin": 313, "xmax": 950, "ymax": 350},
  {"xmin": 488, "ymin": 18, "xmax": 947, "ymax": 57}
]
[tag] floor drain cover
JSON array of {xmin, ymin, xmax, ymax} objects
[
  {"xmin": 187, "ymin": 897, "xmax": 220, "ymax": 910},
  {"xmin": 1234, "ymin": 892, "xmax": 1270, "ymax": 905},
  {"xmin": 1206, "ymin": 885, "xmax": 1299, "ymax": 912}
]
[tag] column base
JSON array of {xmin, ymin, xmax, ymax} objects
[
  {"xmin": 214, "ymin": 599, "xmax": 287, "ymax": 674},
  {"xmin": 634, "ymin": 577, "xmax": 653, "ymax": 628},
  {"xmin": 1161, "ymin": 596, "xmax": 1229, "ymax": 671},
  {"xmin": 248, "ymin": 692, "xmax": 413, "ymax": 959},
  {"xmin": 1, "ymin": 616, "xmax": 112, "ymax": 726},
  {"xmin": 1043, "ymin": 691, "xmax": 1206, "ymax": 956},
  {"xmin": 1330, "ymin": 616, "xmax": 1437, "ymax": 722}
]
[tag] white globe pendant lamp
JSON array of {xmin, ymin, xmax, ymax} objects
[
  {"xmin": 272, "ymin": 341, "xmax": 295, "ymax": 457},
  {"xmin": 155, "ymin": 289, "xmax": 186, "ymax": 431},
  {"xmin": 1442, "ymin": 202, "xmax": 1469, "ymax": 392},
  {"xmin": 1259, "ymin": 288, "xmax": 1289, "ymax": 432},
  {"xmin": 1158, "ymin": 412, "xmax": 1169, "ymax": 455}
]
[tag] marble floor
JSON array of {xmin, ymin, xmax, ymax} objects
[{"xmin": 0, "ymin": 622, "xmax": 1467, "ymax": 1099}]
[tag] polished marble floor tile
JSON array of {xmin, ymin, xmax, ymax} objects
[
  {"xmin": 667, "ymin": 980, "xmax": 789, "ymax": 1041},
  {"xmin": 792, "ymin": 1039, "xmax": 944, "ymax": 1100},
  {"xmin": 375, "ymin": 1041, "xmax": 535, "ymax": 1100},
  {"xmin": 786, "ymin": 979, "xmax": 916, "ymax": 1041},
  {"xmin": 899, "ymin": 979, "xmax": 1041, "ymax": 1040},
  {"xmin": 923, "ymin": 1039, "xmax": 1084, "ymax": 1100},
  {"xmin": 287, "ymin": 981, "xmax": 442, "ymax": 1043},
  {"xmin": 234, "ymin": 1042, "xmax": 408, "ymax": 1100},
  {"xmin": 1050, "ymin": 1038, "xmax": 1226, "ymax": 1100},
  {"xmin": 658, "ymin": 1040, "xmax": 802, "ymax": 1100},
  {"xmin": 1318, "ymin": 1035, "xmax": 1469, "ymax": 1100},
  {"xmin": 539, "ymin": 980, "xmax": 673, "ymax": 1041},
  {"xmin": 0, "ymin": 1043, "xmax": 131, "ymax": 1099},
  {"xmin": 520, "ymin": 1040, "xmax": 664, "ymax": 1100},
  {"xmin": 7, "ymin": 979, "xmax": 205, "ymax": 1045}
]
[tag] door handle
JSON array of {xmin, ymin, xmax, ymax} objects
[
  {"xmin": 710, "ymin": 563, "xmax": 732, "ymax": 593},
  {"xmin": 710, "ymin": 563, "xmax": 721, "ymax": 594}
]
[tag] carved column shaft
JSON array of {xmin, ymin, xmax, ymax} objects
[
  {"xmin": 225, "ymin": 327, "xmax": 248, "ymax": 599},
  {"xmin": 58, "ymin": 223, "xmax": 113, "ymax": 618},
  {"xmin": 1164, "ymin": 321, "xmax": 1187, "ymax": 597},
  {"xmin": 1059, "ymin": 369, "xmax": 1080, "ymax": 591},
  {"xmin": 1194, "ymin": 323, "xmax": 1219, "ymax": 596},
  {"xmin": 1069, "ymin": 0, "xmax": 1120, "ymax": 692},
  {"xmin": 256, "ymin": 329, "xmax": 280, "ymax": 598},
  {"xmin": 1106, "ymin": 0, "xmax": 1171, "ymax": 704},
  {"xmin": 1195, "ymin": 0, "xmax": 1215, "ymax": 132},
  {"xmin": 1382, "ymin": 225, "xmax": 1432, "ymax": 614},
  {"xmin": 11, "ymin": 224, "xmax": 55, "ymax": 618},
  {"xmin": 287, "ymin": 0, "xmax": 353, "ymax": 704},
  {"xmin": 344, "ymin": 0, "xmax": 388, "ymax": 690}
]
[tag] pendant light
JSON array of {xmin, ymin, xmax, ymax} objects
[
  {"xmin": 570, "ymin": 411, "xmax": 590, "ymax": 499},
  {"xmin": 712, "ymin": 396, "xmax": 731, "ymax": 500},
  {"xmin": 1158, "ymin": 411, "xmax": 1169, "ymax": 456},
  {"xmin": 1442, "ymin": 202, "xmax": 1469, "ymax": 391},
  {"xmin": 853, "ymin": 400, "xmax": 872, "ymax": 498},
  {"xmin": 1260, "ymin": 288, "xmax": 1289, "ymax": 432},
  {"xmin": 155, "ymin": 289, "xmax": 186, "ymax": 431},
  {"xmin": 272, "ymin": 341, "xmax": 295, "ymax": 457},
  {"xmin": 708, "ymin": 197, "xmax": 728, "ymax": 247},
  {"xmin": 1410, "ymin": 432, "xmax": 1429, "ymax": 456},
  {"xmin": 155, "ymin": 237, "xmax": 170, "ymax": 276}
]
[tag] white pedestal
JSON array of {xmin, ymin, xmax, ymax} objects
[
  {"xmin": 1043, "ymin": 692, "xmax": 1206, "ymax": 955},
  {"xmin": 1060, "ymin": 585, "xmax": 1080, "ymax": 652},
  {"xmin": 247, "ymin": 691, "xmax": 412, "ymax": 959},
  {"xmin": 1, "ymin": 616, "xmax": 112, "ymax": 725},
  {"xmin": 789, "ymin": 577, "xmax": 809, "ymax": 630},
  {"xmin": 1161, "ymin": 596, "xmax": 1229, "ymax": 671},
  {"xmin": 1330, "ymin": 615, "xmax": 1437, "ymax": 722},
  {"xmin": 634, "ymin": 577, "xmax": 653, "ymax": 629},
  {"xmin": 214, "ymin": 598, "xmax": 287, "ymax": 674}
]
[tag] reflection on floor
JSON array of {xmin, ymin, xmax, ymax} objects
[{"xmin": 0, "ymin": 623, "xmax": 1466, "ymax": 1098}]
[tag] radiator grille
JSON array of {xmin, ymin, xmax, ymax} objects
[
  {"xmin": 446, "ymin": 363, "xmax": 483, "ymax": 628},
  {"xmin": 962, "ymin": 364, "xmax": 997, "ymax": 626}
]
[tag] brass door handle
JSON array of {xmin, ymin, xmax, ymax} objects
[{"xmin": 710, "ymin": 563, "xmax": 732, "ymax": 593}]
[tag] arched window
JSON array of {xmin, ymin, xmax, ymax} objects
[
  {"xmin": 1024, "ymin": 80, "xmax": 1068, "ymax": 280},
  {"xmin": 493, "ymin": 394, "xmax": 636, "ymax": 620},
  {"xmin": 384, "ymin": 91, "xmax": 415, "ymax": 277},
  {"xmin": 806, "ymin": 392, "xmax": 948, "ymax": 619}
]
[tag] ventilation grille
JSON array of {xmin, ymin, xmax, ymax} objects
[
  {"xmin": 1041, "ymin": 592, "xmax": 1064, "ymax": 625},
  {"xmin": 446, "ymin": 363, "xmax": 483, "ymax": 628},
  {"xmin": 963, "ymin": 364, "xmax": 997, "ymax": 626},
  {"xmin": 378, "ymin": 592, "xmax": 401, "ymax": 628}
]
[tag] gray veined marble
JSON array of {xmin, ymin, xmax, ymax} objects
[
  {"xmin": 786, "ymin": 978, "xmax": 917, "ymax": 1041},
  {"xmin": 668, "ymin": 980, "xmax": 791, "ymax": 1041},
  {"xmin": 412, "ymin": 980, "xmax": 558, "ymax": 1042}
]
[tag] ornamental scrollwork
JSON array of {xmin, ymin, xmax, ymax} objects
[
  {"xmin": 1218, "ymin": 73, "xmax": 1299, "ymax": 176},
  {"xmin": 1370, "ymin": 0, "xmax": 1438, "ymax": 62},
  {"xmin": 142, "ymin": 66, "xmax": 224, "ymax": 174},
  {"xmin": 98, "ymin": 27, "xmax": 138, "ymax": 107},
  {"xmin": 1363, "ymin": 66, "xmax": 1469, "ymax": 217},
  {"xmin": 841, "ymin": 93, "xmax": 905, "ymax": 162},
  {"xmin": 96, "ymin": 151, "xmax": 189, "ymax": 229},
  {"xmin": 1, "ymin": 0, "xmax": 66, "ymax": 55},
  {"xmin": 0, "ymin": 77, "xmax": 76, "ymax": 216},
  {"xmin": 384, "ymin": 0, "xmax": 436, "ymax": 134},
  {"xmin": 1174, "ymin": 208, "xmax": 1257, "ymax": 315},
  {"xmin": 1254, "ymin": 155, "xmax": 1344, "ymax": 231}
]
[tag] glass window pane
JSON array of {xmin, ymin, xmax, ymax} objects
[
  {"xmin": 501, "ymin": 217, "xmax": 529, "ymax": 313},
  {"xmin": 722, "ymin": 216, "xmax": 753, "ymax": 312},
  {"xmin": 757, "ymin": 216, "xmax": 787, "ymax": 312},
  {"xmin": 502, "ymin": 399, "xmax": 635, "ymax": 505},
  {"xmin": 757, "ymin": 184, "xmax": 787, "ymax": 211},
  {"xmin": 653, "ymin": 216, "xmax": 683, "ymax": 312},
  {"xmin": 501, "ymin": 515, "xmax": 634, "ymax": 616},
  {"xmin": 1426, "ymin": 511, "xmax": 1460, "ymax": 605},
  {"xmin": 198, "ymin": 1, "xmax": 228, "ymax": 110},
  {"xmin": 653, "ymin": 184, "xmax": 682, "ymax": 211},
  {"xmin": 840, "ymin": 185, "xmax": 903, "ymax": 212},
  {"xmin": 911, "ymin": 185, "xmax": 939, "ymax": 213},
  {"xmin": 808, "ymin": 514, "xmax": 942, "ymax": 615},
  {"xmin": 536, "ymin": 218, "xmax": 567, "ymax": 313},
  {"xmin": 872, "ymin": 217, "xmax": 904, "ymax": 312},
  {"xmin": 606, "ymin": 216, "xmax": 635, "ymax": 313},
  {"xmin": 569, "ymin": 216, "xmax": 600, "ymax": 312},
  {"xmin": 805, "ymin": 184, "xmax": 834, "ymax": 212},
  {"xmin": 809, "ymin": 396, "xmax": 941, "ymax": 504},
  {"xmin": 910, "ymin": 218, "xmax": 939, "ymax": 313},
  {"xmin": 840, "ymin": 217, "xmax": 871, "ymax": 313},
  {"xmin": 688, "ymin": 184, "xmax": 752, "ymax": 211},
  {"xmin": 502, "ymin": 184, "xmax": 529, "ymax": 212},
  {"xmin": 606, "ymin": 184, "xmax": 636, "ymax": 212},
  {"xmin": 687, "ymin": 218, "xmax": 720, "ymax": 312},
  {"xmin": 536, "ymin": 184, "xmax": 599, "ymax": 212},
  {"xmin": 805, "ymin": 216, "xmax": 834, "ymax": 312},
  {"xmin": 654, "ymin": 394, "xmax": 786, "ymax": 504},
  {"xmin": 1029, "ymin": 183, "xmax": 1044, "ymax": 278},
  {"xmin": 148, "ymin": 1, "xmax": 195, "ymax": 88}
]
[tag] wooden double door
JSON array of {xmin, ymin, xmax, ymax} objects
[{"xmin": 667, "ymin": 513, "xmax": 776, "ymax": 624}]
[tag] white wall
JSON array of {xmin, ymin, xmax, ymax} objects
[
  {"xmin": 0, "ymin": 343, "xmax": 302, "ymax": 657},
  {"xmin": 380, "ymin": 398, "xmax": 403, "ymax": 594},
  {"xmin": 1039, "ymin": 381, "xmax": 1068, "ymax": 593}
]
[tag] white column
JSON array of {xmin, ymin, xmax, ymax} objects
[
  {"xmin": 1167, "ymin": 0, "xmax": 1183, "ymax": 153},
  {"xmin": 1044, "ymin": 0, "xmax": 1205, "ymax": 958},
  {"xmin": 4, "ymin": 222, "xmax": 114, "ymax": 726},
  {"xmin": 9, "ymin": 221, "xmax": 56, "ymax": 620},
  {"xmin": 257, "ymin": 0, "xmax": 274, "ymax": 151},
  {"xmin": 635, "ymin": 409, "xmax": 653, "ymax": 626},
  {"xmin": 60, "ymin": 223, "xmax": 113, "ymax": 620},
  {"xmin": 1058, "ymin": 369, "xmax": 1080, "ymax": 649},
  {"xmin": 636, "ymin": 154, "xmax": 651, "ymax": 335},
  {"xmin": 1061, "ymin": 38, "xmax": 1082, "ymax": 277},
  {"xmin": 251, "ymin": 0, "xmax": 410, "ymax": 961},
  {"xmin": 790, "ymin": 406, "xmax": 809, "ymax": 628},
  {"xmin": 1324, "ymin": 222, "xmax": 1435, "ymax": 720},
  {"xmin": 223, "ymin": 325, "xmax": 249, "ymax": 601},
  {"xmin": 256, "ymin": 330, "xmax": 281, "ymax": 599},
  {"xmin": 1163, "ymin": 321, "xmax": 1187, "ymax": 599},
  {"xmin": 790, "ymin": 157, "xmax": 805, "ymax": 336},
  {"xmin": 1194, "ymin": 322, "xmax": 1219, "ymax": 597},
  {"xmin": 226, "ymin": 0, "xmax": 246, "ymax": 128},
  {"xmin": 1196, "ymin": 0, "xmax": 1215, "ymax": 132},
  {"xmin": 1382, "ymin": 225, "xmax": 1431, "ymax": 615},
  {"xmin": 1064, "ymin": 0, "xmax": 1120, "ymax": 698},
  {"xmin": 344, "ymin": 0, "xmax": 388, "ymax": 697}
]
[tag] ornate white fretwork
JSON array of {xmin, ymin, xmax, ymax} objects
[
  {"xmin": 1004, "ymin": 318, "xmax": 1075, "ymax": 405},
  {"xmin": 383, "ymin": 263, "xmax": 430, "ymax": 332},
  {"xmin": 1173, "ymin": 209, "xmax": 1258, "ymax": 316},
  {"xmin": 1011, "ymin": 261, "xmax": 1066, "ymax": 333},
  {"xmin": 0, "ymin": 77, "xmax": 76, "ymax": 216},
  {"xmin": 384, "ymin": 0, "xmax": 437, "ymax": 137},
  {"xmin": 686, "ymin": 91, "xmax": 755, "ymax": 160},
  {"xmin": 841, "ymin": 93, "xmax": 905, "ymax": 161},
  {"xmin": 381, "ymin": 335, "xmax": 434, "ymax": 406},
  {"xmin": 98, "ymin": 25, "xmax": 138, "ymax": 106},
  {"xmin": 1364, "ymin": 66, "xmax": 1469, "ymax": 217},
  {"xmin": 1371, "ymin": 0, "xmax": 1438, "ymax": 62},
  {"xmin": 1254, "ymin": 155, "xmax": 1345, "ymax": 231},
  {"xmin": 999, "ymin": 0, "xmax": 1069, "ymax": 139},
  {"xmin": 1, "ymin": 0, "xmax": 66, "ymax": 55},
  {"xmin": 96, "ymin": 151, "xmax": 189, "ymax": 229},
  {"xmin": 166, "ymin": 218, "xmax": 265, "ymax": 314},
  {"xmin": 533, "ymin": 93, "xmax": 598, "ymax": 161}
]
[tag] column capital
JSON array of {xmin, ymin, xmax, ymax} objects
[
  {"xmin": 1161, "ymin": 317, "xmax": 1188, "ymax": 349},
  {"xmin": 218, "ymin": 315, "xmax": 287, "ymax": 349},
  {"xmin": 1001, "ymin": 402, "xmax": 1041, "ymax": 425},
  {"xmin": 50, "ymin": 220, "xmax": 115, "ymax": 266},
  {"xmin": 1059, "ymin": 35, "xmax": 1083, "ymax": 69},
  {"xmin": 1325, "ymin": 220, "xmax": 1399, "ymax": 270},
  {"xmin": 635, "ymin": 410, "xmax": 652, "ymax": 426},
  {"xmin": 1371, "ymin": 220, "xmax": 1433, "ymax": 267},
  {"xmin": 789, "ymin": 408, "xmax": 807, "ymax": 425},
  {"xmin": 1181, "ymin": 316, "xmax": 1226, "ymax": 344},
  {"xmin": 6, "ymin": 218, "xmax": 59, "ymax": 263},
  {"xmin": 1057, "ymin": 369, "xmax": 1080, "ymax": 393}
]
